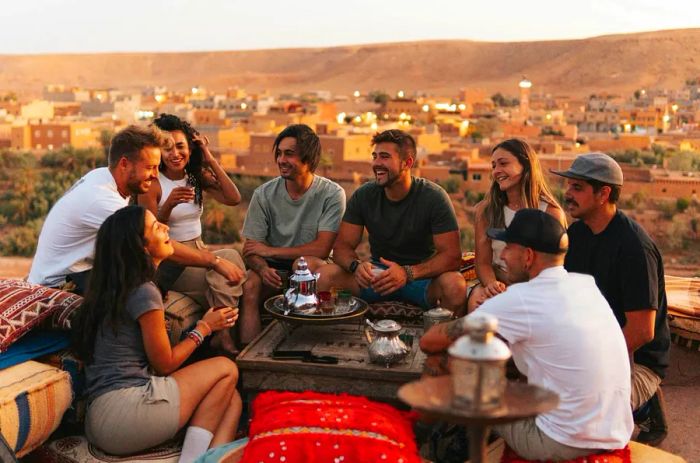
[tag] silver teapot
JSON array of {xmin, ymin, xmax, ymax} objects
[
  {"xmin": 364, "ymin": 319, "xmax": 410, "ymax": 367},
  {"xmin": 283, "ymin": 257, "xmax": 320, "ymax": 315}
]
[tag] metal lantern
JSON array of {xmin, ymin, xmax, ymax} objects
[{"xmin": 448, "ymin": 314, "xmax": 511, "ymax": 411}]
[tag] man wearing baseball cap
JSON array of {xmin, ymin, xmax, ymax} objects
[
  {"xmin": 552, "ymin": 152, "xmax": 670, "ymax": 446},
  {"xmin": 421, "ymin": 209, "xmax": 632, "ymax": 461}
]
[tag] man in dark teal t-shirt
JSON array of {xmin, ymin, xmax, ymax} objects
[{"xmin": 317, "ymin": 129, "xmax": 466, "ymax": 314}]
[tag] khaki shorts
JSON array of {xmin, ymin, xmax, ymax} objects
[
  {"xmin": 494, "ymin": 417, "xmax": 597, "ymax": 461},
  {"xmin": 631, "ymin": 363, "xmax": 662, "ymax": 411},
  {"xmin": 86, "ymin": 376, "xmax": 180, "ymax": 455}
]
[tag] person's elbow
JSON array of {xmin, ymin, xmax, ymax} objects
[
  {"xmin": 639, "ymin": 325, "xmax": 655, "ymax": 345},
  {"xmin": 440, "ymin": 248, "xmax": 462, "ymax": 271},
  {"xmin": 149, "ymin": 358, "xmax": 177, "ymax": 376},
  {"xmin": 221, "ymin": 196, "xmax": 241, "ymax": 207}
]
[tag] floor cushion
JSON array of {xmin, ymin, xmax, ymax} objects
[
  {"xmin": 0, "ymin": 279, "xmax": 82, "ymax": 352},
  {"xmin": 369, "ymin": 301, "xmax": 424, "ymax": 323},
  {"xmin": 26, "ymin": 435, "xmax": 182, "ymax": 463},
  {"xmin": 240, "ymin": 390, "xmax": 421, "ymax": 463},
  {"xmin": 195, "ymin": 438, "xmax": 248, "ymax": 463},
  {"xmin": 0, "ymin": 331, "xmax": 70, "ymax": 370},
  {"xmin": 39, "ymin": 349, "xmax": 86, "ymax": 424},
  {"xmin": 0, "ymin": 360, "xmax": 72, "ymax": 457}
]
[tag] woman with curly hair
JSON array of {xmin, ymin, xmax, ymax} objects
[
  {"xmin": 139, "ymin": 114, "xmax": 245, "ymax": 354},
  {"xmin": 469, "ymin": 138, "xmax": 566, "ymax": 310},
  {"xmin": 73, "ymin": 205, "xmax": 241, "ymax": 462}
]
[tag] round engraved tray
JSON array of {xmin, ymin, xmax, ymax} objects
[{"xmin": 264, "ymin": 294, "xmax": 368, "ymax": 325}]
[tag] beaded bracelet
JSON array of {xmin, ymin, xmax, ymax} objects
[{"xmin": 187, "ymin": 328, "xmax": 205, "ymax": 347}]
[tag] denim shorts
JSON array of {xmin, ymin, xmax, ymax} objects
[{"xmin": 359, "ymin": 262, "xmax": 432, "ymax": 309}]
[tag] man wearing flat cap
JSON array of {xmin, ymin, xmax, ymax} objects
[
  {"xmin": 421, "ymin": 209, "xmax": 633, "ymax": 461},
  {"xmin": 552, "ymin": 152, "xmax": 670, "ymax": 446}
]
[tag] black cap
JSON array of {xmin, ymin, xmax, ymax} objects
[{"xmin": 487, "ymin": 209, "xmax": 567, "ymax": 254}]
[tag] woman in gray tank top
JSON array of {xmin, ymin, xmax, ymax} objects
[
  {"xmin": 73, "ymin": 205, "xmax": 242, "ymax": 460},
  {"xmin": 470, "ymin": 138, "xmax": 567, "ymax": 311}
]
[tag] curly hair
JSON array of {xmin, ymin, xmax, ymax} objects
[{"xmin": 152, "ymin": 113, "xmax": 206, "ymax": 206}]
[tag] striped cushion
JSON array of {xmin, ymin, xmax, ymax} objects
[
  {"xmin": 0, "ymin": 279, "xmax": 82, "ymax": 351},
  {"xmin": 0, "ymin": 360, "xmax": 72, "ymax": 457}
]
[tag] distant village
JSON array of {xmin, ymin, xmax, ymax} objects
[{"xmin": 1, "ymin": 78, "xmax": 699, "ymax": 269}]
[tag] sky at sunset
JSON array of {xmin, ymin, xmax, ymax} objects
[{"xmin": 1, "ymin": 0, "xmax": 698, "ymax": 54}]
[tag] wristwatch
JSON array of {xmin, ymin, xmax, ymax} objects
[
  {"xmin": 209, "ymin": 255, "xmax": 221, "ymax": 270},
  {"xmin": 349, "ymin": 259, "xmax": 361, "ymax": 273},
  {"xmin": 402, "ymin": 265, "xmax": 415, "ymax": 282}
]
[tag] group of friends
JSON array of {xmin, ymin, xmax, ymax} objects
[{"xmin": 25, "ymin": 116, "xmax": 670, "ymax": 462}]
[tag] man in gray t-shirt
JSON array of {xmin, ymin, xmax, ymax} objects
[{"xmin": 240, "ymin": 124, "xmax": 345, "ymax": 343}]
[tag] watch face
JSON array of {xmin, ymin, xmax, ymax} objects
[{"xmin": 349, "ymin": 260, "xmax": 359, "ymax": 273}]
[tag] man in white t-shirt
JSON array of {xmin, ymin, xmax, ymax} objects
[
  {"xmin": 421, "ymin": 209, "xmax": 632, "ymax": 461},
  {"xmin": 239, "ymin": 124, "xmax": 346, "ymax": 343},
  {"xmin": 29, "ymin": 125, "xmax": 245, "ymax": 294}
]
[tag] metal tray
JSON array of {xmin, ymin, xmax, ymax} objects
[{"xmin": 263, "ymin": 294, "xmax": 368, "ymax": 325}]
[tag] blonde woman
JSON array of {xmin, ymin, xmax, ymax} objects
[{"xmin": 470, "ymin": 139, "xmax": 566, "ymax": 310}]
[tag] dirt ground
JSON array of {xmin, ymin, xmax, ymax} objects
[
  {"xmin": 658, "ymin": 343, "xmax": 700, "ymax": 462},
  {"xmin": 0, "ymin": 256, "xmax": 32, "ymax": 279}
]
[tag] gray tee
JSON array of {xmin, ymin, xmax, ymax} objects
[
  {"xmin": 85, "ymin": 282, "xmax": 163, "ymax": 402},
  {"xmin": 242, "ymin": 175, "xmax": 346, "ymax": 247}
]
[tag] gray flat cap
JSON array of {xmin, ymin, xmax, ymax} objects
[{"xmin": 550, "ymin": 152, "xmax": 623, "ymax": 186}]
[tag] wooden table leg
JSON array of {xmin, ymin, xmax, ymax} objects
[{"xmin": 468, "ymin": 425, "xmax": 489, "ymax": 463}]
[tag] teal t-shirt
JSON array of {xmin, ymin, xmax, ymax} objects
[
  {"xmin": 242, "ymin": 175, "xmax": 346, "ymax": 247},
  {"xmin": 343, "ymin": 177, "xmax": 458, "ymax": 266}
]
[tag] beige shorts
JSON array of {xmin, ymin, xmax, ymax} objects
[
  {"xmin": 86, "ymin": 376, "xmax": 180, "ymax": 455},
  {"xmin": 631, "ymin": 362, "xmax": 662, "ymax": 411},
  {"xmin": 494, "ymin": 417, "xmax": 598, "ymax": 461}
]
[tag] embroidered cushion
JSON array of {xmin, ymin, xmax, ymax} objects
[
  {"xmin": 368, "ymin": 301, "xmax": 424, "ymax": 322},
  {"xmin": 240, "ymin": 391, "xmax": 421, "ymax": 463},
  {"xmin": 0, "ymin": 279, "xmax": 82, "ymax": 352}
]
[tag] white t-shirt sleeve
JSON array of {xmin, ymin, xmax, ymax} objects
[
  {"xmin": 82, "ymin": 196, "xmax": 129, "ymax": 230},
  {"xmin": 473, "ymin": 287, "xmax": 531, "ymax": 344}
]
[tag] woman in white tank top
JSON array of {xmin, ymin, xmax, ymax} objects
[
  {"xmin": 470, "ymin": 139, "xmax": 567, "ymax": 311},
  {"xmin": 138, "ymin": 114, "xmax": 241, "ymax": 240},
  {"xmin": 137, "ymin": 114, "xmax": 244, "ymax": 355}
]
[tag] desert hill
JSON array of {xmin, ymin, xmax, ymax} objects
[{"xmin": 1, "ymin": 29, "xmax": 699, "ymax": 97}]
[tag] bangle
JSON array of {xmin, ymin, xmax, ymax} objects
[
  {"xmin": 196, "ymin": 320, "xmax": 212, "ymax": 337},
  {"xmin": 403, "ymin": 265, "xmax": 415, "ymax": 282},
  {"xmin": 187, "ymin": 328, "xmax": 205, "ymax": 347}
]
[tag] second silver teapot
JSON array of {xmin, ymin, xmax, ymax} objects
[{"xmin": 364, "ymin": 319, "xmax": 410, "ymax": 367}]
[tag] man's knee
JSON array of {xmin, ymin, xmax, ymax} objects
[
  {"xmin": 295, "ymin": 256, "xmax": 326, "ymax": 272},
  {"xmin": 434, "ymin": 272, "xmax": 467, "ymax": 310},
  {"xmin": 316, "ymin": 263, "xmax": 345, "ymax": 289},
  {"xmin": 215, "ymin": 248, "xmax": 245, "ymax": 269}
]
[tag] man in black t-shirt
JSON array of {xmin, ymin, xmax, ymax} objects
[
  {"xmin": 317, "ymin": 129, "xmax": 467, "ymax": 314},
  {"xmin": 552, "ymin": 152, "xmax": 670, "ymax": 446}
]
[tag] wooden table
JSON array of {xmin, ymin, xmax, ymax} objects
[
  {"xmin": 399, "ymin": 375, "xmax": 559, "ymax": 463},
  {"xmin": 237, "ymin": 321, "xmax": 426, "ymax": 402}
]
